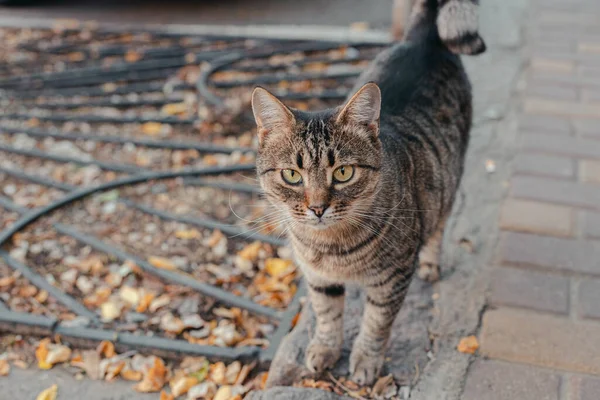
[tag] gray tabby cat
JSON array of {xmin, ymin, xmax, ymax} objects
[{"xmin": 251, "ymin": 0, "xmax": 485, "ymax": 385}]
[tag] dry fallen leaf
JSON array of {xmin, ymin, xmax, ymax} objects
[
  {"xmin": 100, "ymin": 301, "xmax": 121, "ymax": 322},
  {"xmin": 137, "ymin": 292, "xmax": 155, "ymax": 313},
  {"xmin": 213, "ymin": 385, "xmax": 232, "ymax": 400},
  {"xmin": 97, "ymin": 341, "xmax": 116, "ymax": 358},
  {"xmin": 237, "ymin": 241, "xmax": 262, "ymax": 261},
  {"xmin": 141, "ymin": 122, "xmax": 164, "ymax": 136},
  {"xmin": 160, "ymin": 390, "xmax": 175, "ymax": 400},
  {"xmin": 457, "ymin": 336, "xmax": 479, "ymax": 354},
  {"xmin": 71, "ymin": 350, "xmax": 100, "ymax": 380},
  {"xmin": 36, "ymin": 384, "xmax": 58, "ymax": 400},
  {"xmin": 36, "ymin": 338, "xmax": 51, "ymax": 370},
  {"xmin": 162, "ymin": 102, "xmax": 188, "ymax": 116},
  {"xmin": 149, "ymin": 294, "xmax": 171, "ymax": 312},
  {"xmin": 170, "ymin": 376, "xmax": 198, "ymax": 397},
  {"xmin": 175, "ymin": 229, "xmax": 201, "ymax": 240},
  {"xmin": 160, "ymin": 313, "xmax": 185, "ymax": 334},
  {"xmin": 264, "ymin": 258, "xmax": 294, "ymax": 277},
  {"xmin": 135, "ymin": 357, "xmax": 169, "ymax": 393},
  {"xmin": 148, "ymin": 256, "xmax": 177, "ymax": 270},
  {"xmin": 119, "ymin": 286, "xmax": 140, "ymax": 307},
  {"xmin": 0, "ymin": 359, "xmax": 10, "ymax": 376},
  {"xmin": 187, "ymin": 382, "xmax": 217, "ymax": 400},
  {"xmin": 372, "ymin": 374, "xmax": 395, "ymax": 397},
  {"xmin": 210, "ymin": 362, "xmax": 227, "ymax": 385},
  {"xmin": 41, "ymin": 344, "xmax": 71, "ymax": 368},
  {"xmin": 0, "ymin": 276, "xmax": 15, "ymax": 287},
  {"xmin": 35, "ymin": 290, "xmax": 49, "ymax": 303},
  {"xmin": 121, "ymin": 366, "xmax": 143, "ymax": 381},
  {"xmin": 125, "ymin": 50, "xmax": 143, "ymax": 63},
  {"xmin": 225, "ymin": 361, "xmax": 241, "ymax": 385}
]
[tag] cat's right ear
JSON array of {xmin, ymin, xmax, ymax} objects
[{"xmin": 251, "ymin": 87, "xmax": 295, "ymax": 145}]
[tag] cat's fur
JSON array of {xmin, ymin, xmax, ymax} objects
[{"xmin": 251, "ymin": 0, "xmax": 485, "ymax": 385}]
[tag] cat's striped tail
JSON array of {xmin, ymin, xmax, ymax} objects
[{"xmin": 400, "ymin": 0, "xmax": 486, "ymax": 55}]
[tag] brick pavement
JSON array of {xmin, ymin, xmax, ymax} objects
[{"xmin": 462, "ymin": 0, "xmax": 600, "ymax": 398}]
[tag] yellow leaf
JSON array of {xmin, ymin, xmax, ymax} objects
[
  {"xmin": 457, "ymin": 336, "xmax": 479, "ymax": 354},
  {"xmin": 119, "ymin": 286, "xmax": 140, "ymax": 307},
  {"xmin": 100, "ymin": 301, "xmax": 121, "ymax": 322},
  {"xmin": 213, "ymin": 385, "xmax": 233, "ymax": 400},
  {"xmin": 264, "ymin": 258, "xmax": 294, "ymax": 278},
  {"xmin": 148, "ymin": 256, "xmax": 177, "ymax": 270},
  {"xmin": 36, "ymin": 338, "xmax": 51, "ymax": 369},
  {"xmin": 237, "ymin": 241, "xmax": 262, "ymax": 261},
  {"xmin": 175, "ymin": 229, "xmax": 201, "ymax": 240},
  {"xmin": 36, "ymin": 384, "xmax": 58, "ymax": 400},
  {"xmin": 161, "ymin": 103, "xmax": 188, "ymax": 116},
  {"xmin": 141, "ymin": 122, "xmax": 164, "ymax": 136},
  {"xmin": 0, "ymin": 359, "xmax": 10, "ymax": 376}
]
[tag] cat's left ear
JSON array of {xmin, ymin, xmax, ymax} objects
[{"xmin": 336, "ymin": 82, "xmax": 381, "ymax": 136}]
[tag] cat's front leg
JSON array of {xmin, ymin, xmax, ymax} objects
[
  {"xmin": 304, "ymin": 276, "xmax": 345, "ymax": 373},
  {"xmin": 350, "ymin": 270, "xmax": 412, "ymax": 385}
]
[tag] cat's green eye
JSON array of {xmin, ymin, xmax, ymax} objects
[
  {"xmin": 281, "ymin": 169, "xmax": 303, "ymax": 185},
  {"xmin": 333, "ymin": 165, "xmax": 355, "ymax": 183}
]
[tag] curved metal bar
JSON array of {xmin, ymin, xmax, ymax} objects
[
  {"xmin": 0, "ymin": 164, "xmax": 255, "ymax": 248},
  {"xmin": 0, "ymin": 143, "xmax": 143, "ymax": 174},
  {"xmin": 0, "ymin": 126, "xmax": 254, "ymax": 155},
  {"xmin": 0, "ymin": 251, "xmax": 101, "ymax": 323},
  {"xmin": 53, "ymin": 223, "xmax": 281, "ymax": 320},
  {"xmin": 0, "ymin": 113, "xmax": 196, "ymax": 125}
]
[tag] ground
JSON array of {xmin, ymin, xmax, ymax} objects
[{"xmin": 1, "ymin": 0, "xmax": 600, "ymax": 399}]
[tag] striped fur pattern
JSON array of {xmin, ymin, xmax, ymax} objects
[{"xmin": 252, "ymin": 0, "xmax": 483, "ymax": 386}]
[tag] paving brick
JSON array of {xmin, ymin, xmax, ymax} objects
[
  {"xmin": 489, "ymin": 267, "xmax": 570, "ymax": 314},
  {"xmin": 580, "ymin": 159, "xmax": 600, "ymax": 184},
  {"xmin": 462, "ymin": 359, "xmax": 560, "ymax": 400},
  {"xmin": 511, "ymin": 175, "xmax": 600, "ymax": 209},
  {"xmin": 499, "ymin": 199, "xmax": 574, "ymax": 237},
  {"xmin": 519, "ymin": 114, "xmax": 571, "ymax": 135},
  {"xmin": 582, "ymin": 211, "xmax": 600, "ymax": 238},
  {"xmin": 499, "ymin": 231, "xmax": 600, "ymax": 275},
  {"xmin": 581, "ymin": 89, "xmax": 600, "ymax": 103},
  {"xmin": 574, "ymin": 118, "xmax": 600, "ymax": 139},
  {"xmin": 526, "ymin": 82, "xmax": 579, "ymax": 101},
  {"xmin": 530, "ymin": 72, "xmax": 600, "ymax": 90},
  {"xmin": 521, "ymin": 132, "xmax": 600, "ymax": 160},
  {"xmin": 580, "ymin": 42, "xmax": 600, "ymax": 53},
  {"xmin": 531, "ymin": 57, "xmax": 576, "ymax": 73},
  {"xmin": 480, "ymin": 308, "xmax": 600, "ymax": 375},
  {"xmin": 524, "ymin": 98, "xmax": 600, "ymax": 119},
  {"xmin": 569, "ymin": 375, "xmax": 600, "ymax": 400},
  {"xmin": 513, "ymin": 153, "xmax": 575, "ymax": 179},
  {"xmin": 578, "ymin": 279, "xmax": 600, "ymax": 320}
]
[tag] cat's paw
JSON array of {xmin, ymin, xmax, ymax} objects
[
  {"xmin": 417, "ymin": 262, "xmax": 440, "ymax": 282},
  {"xmin": 305, "ymin": 341, "xmax": 342, "ymax": 373},
  {"xmin": 349, "ymin": 347, "xmax": 384, "ymax": 386}
]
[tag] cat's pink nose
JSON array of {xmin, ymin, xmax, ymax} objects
[{"xmin": 308, "ymin": 205, "xmax": 329, "ymax": 218}]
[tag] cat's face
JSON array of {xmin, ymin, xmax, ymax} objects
[{"xmin": 252, "ymin": 83, "xmax": 383, "ymax": 232}]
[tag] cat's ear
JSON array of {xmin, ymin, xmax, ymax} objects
[
  {"xmin": 251, "ymin": 87, "xmax": 295, "ymax": 145},
  {"xmin": 336, "ymin": 82, "xmax": 381, "ymax": 135}
]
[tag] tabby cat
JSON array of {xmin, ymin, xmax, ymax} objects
[{"xmin": 251, "ymin": 0, "xmax": 485, "ymax": 385}]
